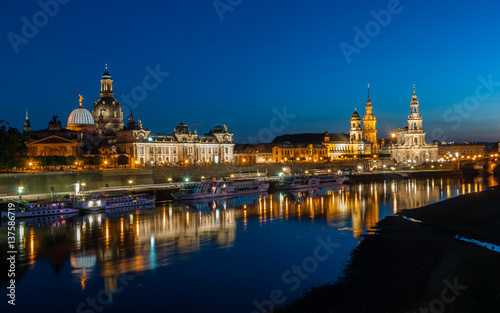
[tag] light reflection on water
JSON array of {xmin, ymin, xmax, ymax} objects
[{"xmin": 1, "ymin": 176, "xmax": 497, "ymax": 312}]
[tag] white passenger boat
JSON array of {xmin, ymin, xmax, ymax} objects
[
  {"xmin": 172, "ymin": 179, "xmax": 269, "ymax": 201},
  {"xmin": 277, "ymin": 173, "xmax": 343, "ymax": 190},
  {"xmin": 72, "ymin": 192, "xmax": 156, "ymax": 212},
  {"xmin": 1, "ymin": 200, "xmax": 79, "ymax": 219}
]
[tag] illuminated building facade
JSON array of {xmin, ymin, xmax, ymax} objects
[
  {"xmin": 234, "ymin": 144, "xmax": 273, "ymax": 163},
  {"xmin": 24, "ymin": 67, "xmax": 235, "ymax": 164},
  {"xmin": 92, "ymin": 66, "xmax": 124, "ymax": 135},
  {"xmin": 117, "ymin": 119, "xmax": 234, "ymax": 166},
  {"xmin": 362, "ymin": 84, "xmax": 377, "ymax": 149},
  {"xmin": 437, "ymin": 143, "xmax": 486, "ymax": 160},
  {"xmin": 388, "ymin": 86, "xmax": 438, "ymax": 164},
  {"xmin": 272, "ymin": 143, "xmax": 328, "ymax": 163}
]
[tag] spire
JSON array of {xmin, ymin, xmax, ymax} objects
[
  {"xmin": 102, "ymin": 63, "xmax": 112, "ymax": 79},
  {"xmin": 366, "ymin": 84, "xmax": 371, "ymax": 106},
  {"xmin": 23, "ymin": 109, "xmax": 31, "ymax": 134},
  {"xmin": 412, "ymin": 84, "xmax": 417, "ymax": 100}
]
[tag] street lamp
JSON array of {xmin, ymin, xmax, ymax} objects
[
  {"xmin": 128, "ymin": 180, "xmax": 133, "ymax": 190},
  {"xmin": 18, "ymin": 186, "xmax": 23, "ymax": 201}
]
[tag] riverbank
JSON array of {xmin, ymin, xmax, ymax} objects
[
  {"xmin": 401, "ymin": 186, "xmax": 500, "ymax": 245},
  {"xmin": 276, "ymin": 189, "xmax": 500, "ymax": 312}
]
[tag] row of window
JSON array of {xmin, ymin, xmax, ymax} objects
[
  {"xmin": 138, "ymin": 146, "xmax": 230, "ymax": 155},
  {"xmin": 274, "ymin": 149, "xmax": 327, "ymax": 156}
]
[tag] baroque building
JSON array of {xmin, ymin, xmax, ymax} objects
[
  {"xmin": 388, "ymin": 86, "xmax": 438, "ymax": 164},
  {"xmin": 362, "ymin": 84, "xmax": 377, "ymax": 149},
  {"xmin": 116, "ymin": 118, "xmax": 234, "ymax": 166},
  {"xmin": 92, "ymin": 66, "xmax": 124, "ymax": 135},
  {"xmin": 24, "ymin": 66, "xmax": 235, "ymax": 165}
]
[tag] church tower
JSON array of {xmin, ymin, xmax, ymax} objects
[
  {"xmin": 349, "ymin": 109, "xmax": 363, "ymax": 142},
  {"xmin": 23, "ymin": 110, "xmax": 31, "ymax": 134},
  {"xmin": 362, "ymin": 84, "xmax": 377, "ymax": 148},
  {"xmin": 408, "ymin": 85, "xmax": 423, "ymax": 131},
  {"xmin": 407, "ymin": 85, "xmax": 426, "ymax": 146},
  {"xmin": 92, "ymin": 65, "xmax": 124, "ymax": 135}
]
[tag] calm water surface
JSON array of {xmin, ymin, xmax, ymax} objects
[{"xmin": 1, "ymin": 176, "xmax": 497, "ymax": 313}]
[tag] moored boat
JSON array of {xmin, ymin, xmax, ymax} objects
[
  {"xmin": 1, "ymin": 200, "xmax": 79, "ymax": 220},
  {"xmin": 172, "ymin": 179, "xmax": 269, "ymax": 201},
  {"xmin": 72, "ymin": 192, "xmax": 156, "ymax": 212},
  {"xmin": 277, "ymin": 173, "xmax": 343, "ymax": 190}
]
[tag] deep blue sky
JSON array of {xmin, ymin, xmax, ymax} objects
[{"xmin": 2, "ymin": 0, "xmax": 500, "ymax": 142}]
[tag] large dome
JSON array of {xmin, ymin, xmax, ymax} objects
[{"xmin": 67, "ymin": 106, "xmax": 95, "ymax": 131}]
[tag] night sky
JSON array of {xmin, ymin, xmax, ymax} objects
[{"xmin": 2, "ymin": 0, "xmax": 500, "ymax": 143}]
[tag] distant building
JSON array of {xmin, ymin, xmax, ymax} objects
[
  {"xmin": 27, "ymin": 114, "xmax": 104, "ymax": 157},
  {"xmin": 437, "ymin": 143, "xmax": 485, "ymax": 160},
  {"xmin": 234, "ymin": 144, "xmax": 273, "ymax": 163},
  {"xmin": 116, "ymin": 119, "xmax": 234, "ymax": 166},
  {"xmin": 271, "ymin": 131, "xmax": 367, "ymax": 162},
  {"xmin": 388, "ymin": 86, "xmax": 438, "ymax": 164},
  {"xmin": 25, "ymin": 66, "xmax": 234, "ymax": 165},
  {"xmin": 272, "ymin": 143, "xmax": 328, "ymax": 163}
]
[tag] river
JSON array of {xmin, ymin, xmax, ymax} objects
[{"xmin": 0, "ymin": 176, "xmax": 497, "ymax": 313}]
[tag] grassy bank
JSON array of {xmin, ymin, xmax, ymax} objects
[{"xmin": 276, "ymin": 190, "xmax": 500, "ymax": 313}]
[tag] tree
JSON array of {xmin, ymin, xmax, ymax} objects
[
  {"xmin": 0, "ymin": 123, "xmax": 27, "ymax": 170},
  {"xmin": 66, "ymin": 156, "xmax": 76, "ymax": 167},
  {"xmin": 90, "ymin": 156, "xmax": 103, "ymax": 168},
  {"xmin": 117, "ymin": 155, "xmax": 129, "ymax": 167},
  {"xmin": 83, "ymin": 157, "xmax": 93, "ymax": 168}
]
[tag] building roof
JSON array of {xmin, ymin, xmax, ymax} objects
[
  {"xmin": 68, "ymin": 107, "xmax": 95, "ymax": 126},
  {"xmin": 271, "ymin": 132, "xmax": 349, "ymax": 144},
  {"xmin": 234, "ymin": 144, "xmax": 273, "ymax": 153},
  {"xmin": 351, "ymin": 109, "xmax": 361, "ymax": 120}
]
